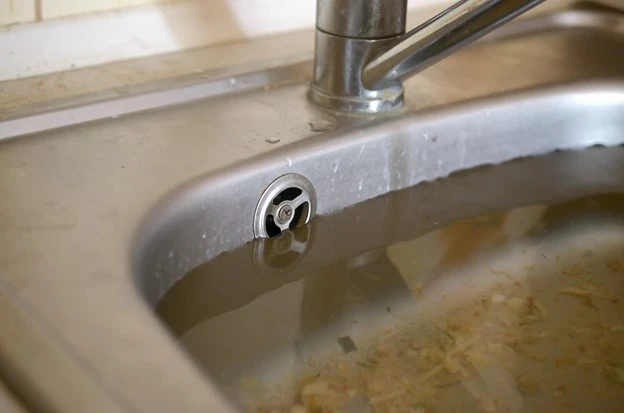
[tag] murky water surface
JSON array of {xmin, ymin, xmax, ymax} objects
[{"xmin": 158, "ymin": 149, "xmax": 624, "ymax": 413}]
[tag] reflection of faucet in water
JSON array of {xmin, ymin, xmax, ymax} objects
[{"xmin": 298, "ymin": 248, "xmax": 412, "ymax": 339}]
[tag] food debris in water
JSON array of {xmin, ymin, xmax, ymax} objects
[
  {"xmin": 559, "ymin": 286, "xmax": 595, "ymax": 298},
  {"xmin": 553, "ymin": 384, "xmax": 568, "ymax": 397},
  {"xmin": 337, "ymin": 336, "xmax": 358, "ymax": 354},
  {"xmin": 244, "ymin": 232, "xmax": 623, "ymax": 413},
  {"xmin": 516, "ymin": 375, "xmax": 540, "ymax": 396}
]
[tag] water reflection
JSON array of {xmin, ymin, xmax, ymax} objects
[{"xmin": 157, "ymin": 148, "xmax": 624, "ymax": 413}]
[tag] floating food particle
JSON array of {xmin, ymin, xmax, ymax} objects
[{"xmin": 337, "ymin": 336, "xmax": 358, "ymax": 354}]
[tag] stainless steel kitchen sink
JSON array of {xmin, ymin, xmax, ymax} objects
[
  {"xmin": 135, "ymin": 80, "xmax": 624, "ymax": 307},
  {"xmin": 155, "ymin": 148, "xmax": 624, "ymax": 413},
  {"xmin": 0, "ymin": 3, "xmax": 623, "ymax": 413}
]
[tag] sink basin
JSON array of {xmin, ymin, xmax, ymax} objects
[
  {"xmin": 135, "ymin": 80, "xmax": 624, "ymax": 306},
  {"xmin": 155, "ymin": 150, "xmax": 624, "ymax": 413},
  {"xmin": 137, "ymin": 83, "xmax": 624, "ymax": 411},
  {"xmin": 0, "ymin": 4, "xmax": 623, "ymax": 413}
]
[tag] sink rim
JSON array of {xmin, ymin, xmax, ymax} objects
[
  {"xmin": 1, "ymin": 6, "xmax": 623, "ymax": 142},
  {"xmin": 156, "ymin": 147, "xmax": 624, "ymax": 338},
  {"xmin": 133, "ymin": 79, "xmax": 624, "ymax": 308}
]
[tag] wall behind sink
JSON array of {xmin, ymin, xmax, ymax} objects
[
  {"xmin": 1, "ymin": 0, "xmax": 618, "ymax": 82},
  {"xmin": 0, "ymin": 0, "xmax": 447, "ymax": 81}
]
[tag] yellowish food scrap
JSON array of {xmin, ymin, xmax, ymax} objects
[
  {"xmin": 604, "ymin": 365, "xmax": 624, "ymax": 386},
  {"xmin": 606, "ymin": 260, "xmax": 624, "ymax": 272},
  {"xmin": 559, "ymin": 286, "xmax": 594, "ymax": 298},
  {"xmin": 490, "ymin": 294, "xmax": 507, "ymax": 304},
  {"xmin": 561, "ymin": 264, "xmax": 584, "ymax": 275},
  {"xmin": 554, "ymin": 356, "xmax": 576, "ymax": 367},
  {"xmin": 553, "ymin": 384, "xmax": 568, "ymax": 397},
  {"xmin": 290, "ymin": 405, "xmax": 307, "ymax": 413},
  {"xmin": 516, "ymin": 375, "xmax": 540, "ymax": 396},
  {"xmin": 336, "ymin": 362, "xmax": 349, "ymax": 372}
]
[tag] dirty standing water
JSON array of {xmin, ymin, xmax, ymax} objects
[{"xmin": 157, "ymin": 147, "xmax": 624, "ymax": 413}]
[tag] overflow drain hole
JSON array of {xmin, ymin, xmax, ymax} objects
[
  {"xmin": 272, "ymin": 187, "xmax": 302, "ymax": 205},
  {"xmin": 254, "ymin": 174, "xmax": 317, "ymax": 239}
]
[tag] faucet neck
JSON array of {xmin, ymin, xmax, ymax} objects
[
  {"xmin": 309, "ymin": 0, "xmax": 408, "ymax": 114},
  {"xmin": 309, "ymin": 0, "xmax": 546, "ymax": 115},
  {"xmin": 316, "ymin": 0, "xmax": 407, "ymax": 39}
]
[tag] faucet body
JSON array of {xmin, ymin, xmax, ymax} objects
[{"xmin": 309, "ymin": 0, "xmax": 546, "ymax": 113}]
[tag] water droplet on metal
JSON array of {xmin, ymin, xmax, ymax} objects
[{"xmin": 308, "ymin": 119, "xmax": 335, "ymax": 133}]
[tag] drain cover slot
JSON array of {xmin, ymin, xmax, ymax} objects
[{"xmin": 253, "ymin": 174, "xmax": 317, "ymax": 239}]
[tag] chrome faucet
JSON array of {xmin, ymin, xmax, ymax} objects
[{"xmin": 309, "ymin": 0, "xmax": 546, "ymax": 113}]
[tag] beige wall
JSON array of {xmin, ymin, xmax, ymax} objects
[
  {"xmin": 0, "ymin": 0, "xmax": 177, "ymax": 25},
  {"xmin": 3, "ymin": 0, "xmax": 622, "ymax": 27},
  {"xmin": 42, "ymin": 0, "xmax": 179, "ymax": 20},
  {"xmin": 0, "ymin": 0, "xmax": 36, "ymax": 25}
]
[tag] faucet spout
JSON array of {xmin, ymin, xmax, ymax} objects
[
  {"xmin": 309, "ymin": 0, "xmax": 546, "ymax": 114},
  {"xmin": 362, "ymin": 0, "xmax": 546, "ymax": 90}
]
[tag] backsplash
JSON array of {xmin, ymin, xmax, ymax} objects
[
  {"xmin": 0, "ymin": 0, "xmax": 449, "ymax": 81},
  {"xmin": 0, "ymin": 0, "xmax": 178, "ymax": 24},
  {"xmin": 0, "ymin": 0, "xmax": 35, "ymax": 24},
  {"xmin": 1, "ymin": 0, "xmax": 443, "ymax": 27}
]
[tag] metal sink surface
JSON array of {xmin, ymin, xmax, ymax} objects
[{"xmin": 0, "ymin": 4, "xmax": 623, "ymax": 413}]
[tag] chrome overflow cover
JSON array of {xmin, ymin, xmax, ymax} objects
[{"xmin": 253, "ymin": 173, "xmax": 317, "ymax": 239}]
